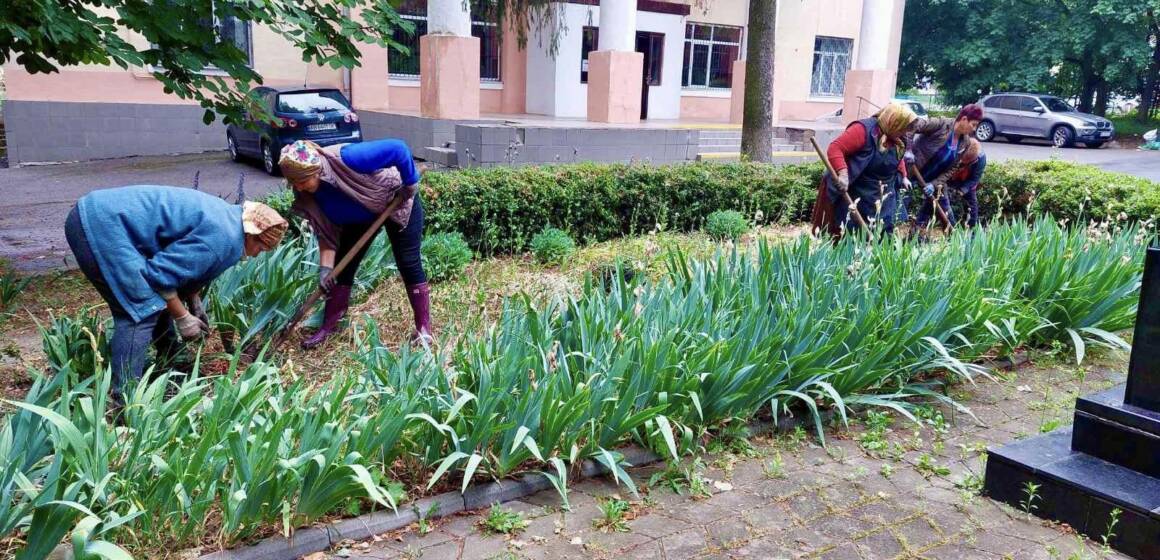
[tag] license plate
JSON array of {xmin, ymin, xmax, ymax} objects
[
  {"xmin": 1100, "ymin": 131, "xmax": 1111, "ymax": 138},
  {"xmin": 307, "ymin": 123, "xmax": 337, "ymax": 132}
]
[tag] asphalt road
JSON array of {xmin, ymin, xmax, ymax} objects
[
  {"xmin": 0, "ymin": 144, "xmax": 1157, "ymax": 272},
  {"xmin": 0, "ymin": 151, "xmax": 283, "ymax": 272},
  {"xmin": 981, "ymin": 139, "xmax": 1160, "ymax": 182}
]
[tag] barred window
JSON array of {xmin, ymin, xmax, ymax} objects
[
  {"xmin": 681, "ymin": 24, "xmax": 741, "ymax": 89},
  {"xmin": 810, "ymin": 36, "xmax": 853, "ymax": 97},
  {"xmin": 388, "ymin": 1, "xmax": 501, "ymax": 82}
]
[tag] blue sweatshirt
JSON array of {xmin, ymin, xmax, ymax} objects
[
  {"xmin": 77, "ymin": 186, "xmax": 245, "ymax": 322},
  {"xmin": 314, "ymin": 139, "xmax": 421, "ymax": 226}
]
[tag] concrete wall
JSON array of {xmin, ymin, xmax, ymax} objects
[
  {"xmin": 455, "ymin": 124, "xmax": 700, "ymax": 167},
  {"xmin": 5, "ymin": 101, "xmax": 225, "ymax": 164},
  {"xmin": 680, "ymin": 92, "xmax": 731, "ymax": 122},
  {"xmin": 773, "ymin": 0, "xmax": 866, "ymax": 120},
  {"xmin": 678, "ymin": 0, "xmax": 749, "ymax": 28}
]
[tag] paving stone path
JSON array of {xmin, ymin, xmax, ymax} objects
[{"xmin": 317, "ymin": 355, "xmax": 1134, "ymax": 560}]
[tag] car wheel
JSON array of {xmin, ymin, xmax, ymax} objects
[
  {"xmin": 227, "ymin": 133, "xmax": 242, "ymax": 162},
  {"xmin": 262, "ymin": 140, "xmax": 282, "ymax": 177},
  {"xmin": 1084, "ymin": 141, "xmax": 1106, "ymax": 149},
  {"xmin": 1051, "ymin": 125, "xmax": 1075, "ymax": 148},
  {"xmin": 975, "ymin": 120, "xmax": 995, "ymax": 142}
]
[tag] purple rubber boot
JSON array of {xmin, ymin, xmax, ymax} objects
[
  {"xmin": 302, "ymin": 285, "xmax": 352, "ymax": 349},
  {"xmin": 407, "ymin": 283, "xmax": 433, "ymax": 344}
]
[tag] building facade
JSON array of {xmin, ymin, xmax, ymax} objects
[{"xmin": 1, "ymin": 0, "xmax": 906, "ymax": 164}]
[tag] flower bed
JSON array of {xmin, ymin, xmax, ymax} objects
[{"xmin": 0, "ymin": 219, "xmax": 1146, "ymax": 558}]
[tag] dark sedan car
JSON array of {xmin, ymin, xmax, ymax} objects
[{"xmin": 227, "ymin": 86, "xmax": 362, "ymax": 175}]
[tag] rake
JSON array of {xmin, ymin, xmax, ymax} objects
[
  {"xmin": 809, "ymin": 137, "xmax": 873, "ymax": 240},
  {"xmin": 909, "ymin": 165, "xmax": 953, "ymax": 235},
  {"xmin": 242, "ymin": 193, "xmax": 408, "ymax": 359}
]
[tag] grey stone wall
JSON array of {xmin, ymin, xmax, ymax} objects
[
  {"xmin": 358, "ymin": 111, "xmax": 468, "ymax": 157},
  {"xmin": 455, "ymin": 125, "xmax": 700, "ymax": 168},
  {"xmin": 5, "ymin": 101, "xmax": 225, "ymax": 164}
]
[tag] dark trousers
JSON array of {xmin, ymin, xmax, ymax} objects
[
  {"xmin": 336, "ymin": 196, "xmax": 427, "ymax": 287},
  {"xmin": 65, "ymin": 206, "xmax": 182, "ymax": 399},
  {"xmin": 914, "ymin": 185, "xmax": 979, "ymax": 228}
]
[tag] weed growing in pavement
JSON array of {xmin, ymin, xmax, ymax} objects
[
  {"xmin": 1039, "ymin": 418, "xmax": 1063, "ymax": 433},
  {"xmin": 858, "ymin": 410, "xmax": 893, "ymax": 455},
  {"xmin": 1021, "ymin": 482, "xmax": 1042, "ymax": 518},
  {"xmin": 763, "ymin": 453, "xmax": 787, "ymax": 479},
  {"xmin": 479, "ymin": 505, "xmax": 528, "ymax": 535},
  {"xmin": 593, "ymin": 497, "xmax": 632, "ymax": 533},
  {"xmin": 649, "ymin": 459, "xmax": 713, "ymax": 500},
  {"xmin": 956, "ymin": 473, "xmax": 985, "ymax": 495},
  {"xmin": 916, "ymin": 453, "xmax": 951, "ymax": 477},
  {"xmin": 1101, "ymin": 507, "xmax": 1122, "ymax": 550},
  {"xmin": 414, "ymin": 501, "xmax": 440, "ymax": 535},
  {"xmin": 879, "ymin": 463, "xmax": 894, "ymax": 479}
]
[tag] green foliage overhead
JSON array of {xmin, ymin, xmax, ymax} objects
[{"xmin": 899, "ymin": 0, "xmax": 1159, "ymax": 111}]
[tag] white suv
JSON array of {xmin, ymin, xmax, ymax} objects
[{"xmin": 976, "ymin": 93, "xmax": 1115, "ymax": 149}]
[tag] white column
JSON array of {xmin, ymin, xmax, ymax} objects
[
  {"xmin": 598, "ymin": 0, "xmax": 636, "ymax": 52},
  {"xmin": 428, "ymin": 0, "xmax": 471, "ymax": 36},
  {"xmin": 855, "ymin": 0, "xmax": 893, "ymax": 70}
]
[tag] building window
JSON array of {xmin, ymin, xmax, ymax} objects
[
  {"xmin": 810, "ymin": 36, "xmax": 853, "ymax": 97},
  {"xmin": 388, "ymin": 1, "xmax": 501, "ymax": 82},
  {"xmin": 580, "ymin": 26, "xmax": 599, "ymax": 83},
  {"xmin": 637, "ymin": 32, "xmax": 664, "ymax": 86},
  {"xmin": 681, "ymin": 24, "xmax": 741, "ymax": 89},
  {"xmin": 214, "ymin": 12, "xmax": 252, "ymax": 66}
]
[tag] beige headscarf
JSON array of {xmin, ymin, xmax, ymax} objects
[
  {"xmin": 875, "ymin": 102, "xmax": 919, "ymax": 153},
  {"xmin": 241, "ymin": 201, "xmax": 289, "ymax": 247}
]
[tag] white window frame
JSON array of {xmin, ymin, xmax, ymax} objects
[
  {"xmin": 387, "ymin": 13, "xmax": 502, "ymax": 83},
  {"xmin": 682, "ymin": 23, "xmax": 742, "ymax": 91},
  {"xmin": 810, "ymin": 36, "xmax": 853, "ymax": 98}
]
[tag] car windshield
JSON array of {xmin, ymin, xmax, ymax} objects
[
  {"xmin": 1038, "ymin": 96, "xmax": 1075, "ymax": 113},
  {"xmin": 277, "ymin": 91, "xmax": 350, "ymax": 114}
]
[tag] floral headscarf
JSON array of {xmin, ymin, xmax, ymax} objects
[
  {"xmin": 278, "ymin": 140, "xmax": 323, "ymax": 184},
  {"xmin": 875, "ymin": 102, "xmax": 919, "ymax": 152}
]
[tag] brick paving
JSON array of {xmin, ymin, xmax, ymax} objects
[{"xmin": 317, "ymin": 353, "xmax": 1134, "ymax": 560}]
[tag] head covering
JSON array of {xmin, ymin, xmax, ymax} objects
[
  {"xmin": 279, "ymin": 140, "xmax": 323, "ymax": 184},
  {"xmin": 876, "ymin": 102, "xmax": 919, "ymax": 139},
  {"xmin": 241, "ymin": 201, "xmax": 289, "ymax": 247},
  {"xmin": 957, "ymin": 103, "xmax": 984, "ymax": 122}
]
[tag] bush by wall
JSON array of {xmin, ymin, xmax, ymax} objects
[{"xmin": 977, "ymin": 159, "xmax": 1160, "ymax": 224}]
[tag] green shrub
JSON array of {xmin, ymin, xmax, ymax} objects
[
  {"xmin": 422, "ymin": 162, "xmax": 820, "ymax": 256},
  {"xmin": 977, "ymin": 160, "xmax": 1159, "ymax": 224},
  {"xmin": 530, "ymin": 227, "xmax": 576, "ymax": 265},
  {"xmin": 705, "ymin": 210, "xmax": 750, "ymax": 239},
  {"xmin": 422, "ymin": 232, "xmax": 473, "ymax": 282}
]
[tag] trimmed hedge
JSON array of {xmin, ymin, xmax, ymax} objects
[
  {"xmin": 420, "ymin": 162, "xmax": 820, "ymax": 255},
  {"xmin": 264, "ymin": 160, "xmax": 1158, "ymax": 257}
]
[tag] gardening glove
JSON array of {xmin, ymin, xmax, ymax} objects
[
  {"xmin": 835, "ymin": 169, "xmax": 850, "ymax": 192},
  {"xmin": 174, "ymin": 312, "xmax": 209, "ymax": 341},
  {"xmin": 188, "ymin": 294, "xmax": 209, "ymax": 328},
  {"xmin": 924, "ymin": 184, "xmax": 935, "ymax": 198},
  {"xmin": 904, "ymin": 151, "xmax": 915, "ymax": 165},
  {"xmin": 318, "ymin": 265, "xmax": 336, "ymax": 294}
]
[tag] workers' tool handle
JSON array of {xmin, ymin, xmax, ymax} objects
[
  {"xmin": 809, "ymin": 137, "xmax": 873, "ymax": 237},
  {"xmin": 254, "ymin": 192, "xmax": 409, "ymax": 358},
  {"xmin": 909, "ymin": 165, "xmax": 953, "ymax": 234}
]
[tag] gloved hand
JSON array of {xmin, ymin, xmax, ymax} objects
[
  {"xmin": 904, "ymin": 151, "xmax": 915, "ymax": 165},
  {"xmin": 901, "ymin": 178, "xmax": 912, "ymax": 192},
  {"xmin": 924, "ymin": 184, "xmax": 935, "ymax": 198},
  {"xmin": 318, "ymin": 265, "xmax": 335, "ymax": 294},
  {"xmin": 174, "ymin": 312, "xmax": 209, "ymax": 341},
  {"xmin": 835, "ymin": 169, "xmax": 850, "ymax": 192},
  {"xmin": 188, "ymin": 294, "xmax": 209, "ymax": 328}
]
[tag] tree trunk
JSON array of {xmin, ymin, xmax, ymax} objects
[
  {"xmin": 1139, "ymin": 25, "xmax": 1160, "ymax": 123},
  {"xmin": 1094, "ymin": 79, "xmax": 1109, "ymax": 117},
  {"xmin": 740, "ymin": 0, "xmax": 776, "ymax": 163}
]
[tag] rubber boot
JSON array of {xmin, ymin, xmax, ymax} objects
[
  {"xmin": 302, "ymin": 285, "xmax": 352, "ymax": 349},
  {"xmin": 407, "ymin": 283, "xmax": 433, "ymax": 344}
]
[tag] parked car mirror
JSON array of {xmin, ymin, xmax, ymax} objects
[{"xmin": 1033, "ymin": 106, "xmax": 1046, "ymax": 114}]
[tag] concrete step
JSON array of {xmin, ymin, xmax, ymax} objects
[
  {"xmin": 421, "ymin": 146, "xmax": 458, "ymax": 167},
  {"xmin": 697, "ymin": 142, "xmax": 805, "ymax": 154}
]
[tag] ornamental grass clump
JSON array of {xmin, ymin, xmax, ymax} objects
[
  {"xmin": 704, "ymin": 210, "xmax": 749, "ymax": 240},
  {"xmin": 530, "ymin": 227, "xmax": 576, "ymax": 265},
  {"xmin": 421, "ymin": 232, "xmax": 473, "ymax": 282},
  {"xmin": 0, "ymin": 219, "xmax": 1148, "ymax": 557}
]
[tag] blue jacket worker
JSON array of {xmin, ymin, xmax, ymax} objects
[
  {"xmin": 64, "ymin": 186, "xmax": 288, "ymax": 401},
  {"xmin": 278, "ymin": 139, "xmax": 430, "ymax": 348}
]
